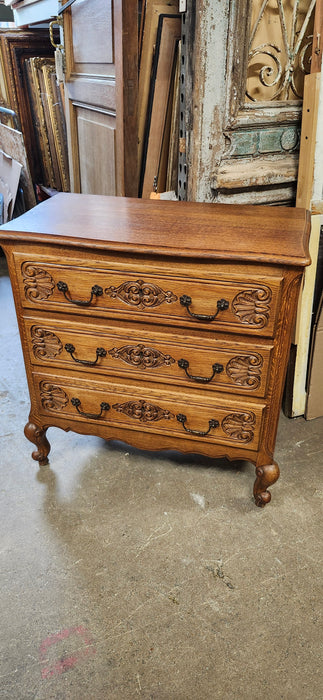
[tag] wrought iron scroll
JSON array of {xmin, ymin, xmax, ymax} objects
[{"xmin": 246, "ymin": 0, "xmax": 316, "ymax": 101}]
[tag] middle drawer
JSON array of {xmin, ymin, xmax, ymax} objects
[{"xmin": 23, "ymin": 315, "xmax": 273, "ymax": 398}]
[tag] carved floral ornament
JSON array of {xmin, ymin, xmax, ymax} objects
[
  {"xmin": 108, "ymin": 343, "xmax": 175, "ymax": 369},
  {"xmin": 112, "ymin": 400, "xmax": 174, "ymax": 423},
  {"xmin": 105, "ymin": 279, "xmax": 177, "ymax": 309}
]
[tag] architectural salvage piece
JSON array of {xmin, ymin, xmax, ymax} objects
[
  {"xmin": 184, "ymin": 0, "xmax": 315, "ymax": 205},
  {"xmin": 0, "ymin": 193, "xmax": 310, "ymax": 507},
  {"xmin": 247, "ymin": 0, "xmax": 315, "ymax": 101}
]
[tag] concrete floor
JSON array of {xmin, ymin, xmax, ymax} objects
[{"xmin": 0, "ymin": 254, "xmax": 322, "ymax": 700}]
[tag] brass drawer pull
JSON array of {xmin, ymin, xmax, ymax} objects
[
  {"xmin": 65, "ymin": 343, "xmax": 107, "ymax": 366},
  {"xmin": 57, "ymin": 281, "xmax": 103, "ymax": 306},
  {"xmin": 176, "ymin": 413, "xmax": 219, "ymax": 437},
  {"xmin": 180, "ymin": 295, "xmax": 229, "ymax": 322},
  {"xmin": 178, "ymin": 358, "xmax": 224, "ymax": 383},
  {"xmin": 71, "ymin": 397, "xmax": 110, "ymax": 420}
]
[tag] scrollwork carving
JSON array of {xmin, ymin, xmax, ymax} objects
[
  {"xmin": 108, "ymin": 343, "xmax": 175, "ymax": 369},
  {"xmin": 232, "ymin": 287, "xmax": 272, "ymax": 328},
  {"xmin": 22, "ymin": 263, "xmax": 55, "ymax": 302},
  {"xmin": 105, "ymin": 279, "xmax": 177, "ymax": 309},
  {"xmin": 31, "ymin": 326, "xmax": 63, "ymax": 359},
  {"xmin": 221, "ymin": 412, "xmax": 256, "ymax": 443},
  {"xmin": 226, "ymin": 354, "xmax": 263, "ymax": 389},
  {"xmin": 39, "ymin": 381, "xmax": 68, "ymax": 411},
  {"xmin": 112, "ymin": 399, "xmax": 174, "ymax": 423}
]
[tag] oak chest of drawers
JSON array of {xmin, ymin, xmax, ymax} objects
[{"xmin": 0, "ymin": 194, "xmax": 310, "ymax": 506}]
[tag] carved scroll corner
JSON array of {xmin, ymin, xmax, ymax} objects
[
  {"xmin": 39, "ymin": 380, "xmax": 68, "ymax": 411},
  {"xmin": 221, "ymin": 411, "xmax": 256, "ymax": 443},
  {"xmin": 22, "ymin": 263, "xmax": 55, "ymax": 302},
  {"xmin": 226, "ymin": 353, "xmax": 263, "ymax": 389},
  {"xmin": 232, "ymin": 287, "xmax": 272, "ymax": 328},
  {"xmin": 31, "ymin": 326, "xmax": 63, "ymax": 359}
]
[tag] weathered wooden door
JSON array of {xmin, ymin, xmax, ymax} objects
[
  {"xmin": 184, "ymin": 0, "xmax": 315, "ymax": 204},
  {"xmin": 63, "ymin": 0, "xmax": 138, "ymax": 196}
]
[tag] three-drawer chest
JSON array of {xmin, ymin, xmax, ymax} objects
[{"xmin": 0, "ymin": 194, "xmax": 310, "ymax": 506}]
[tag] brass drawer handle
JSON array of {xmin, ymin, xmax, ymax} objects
[
  {"xmin": 65, "ymin": 343, "xmax": 107, "ymax": 366},
  {"xmin": 176, "ymin": 413, "xmax": 219, "ymax": 437},
  {"xmin": 180, "ymin": 295, "xmax": 229, "ymax": 322},
  {"xmin": 178, "ymin": 359, "xmax": 224, "ymax": 383},
  {"xmin": 57, "ymin": 281, "xmax": 103, "ymax": 306},
  {"xmin": 71, "ymin": 397, "xmax": 110, "ymax": 420}
]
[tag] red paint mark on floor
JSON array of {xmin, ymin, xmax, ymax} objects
[{"xmin": 39, "ymin": 626, "xmax": 96, "ymax": 679}]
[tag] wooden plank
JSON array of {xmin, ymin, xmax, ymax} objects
[
  {"xmin": 311, "ymin": 0, "xmax": 323, "ymax": 74},
  {"xmin": 290, "ymin": 1, "xmax": 323, "ymax": 416},
  {"xmin": 138, "ymin": 0, "xmax": 179, "ymax": 175},
  {"xmin": 291, "ymin": 214, "xmax": 321, "ymax": 417},
  {"xmin": 296, "ymin": 72, "xmax": 321, "ymax": 209},
  {"xmin": 217, "ymin": 153, "xmax": 299, "ymax": 189},
  {"xmin": 140, "ymin": 14, "xmax": 181, "ymax": 198}
]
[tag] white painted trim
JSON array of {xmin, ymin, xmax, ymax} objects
[{"xmin": 292, "ymin": 214, "xmax": 322, "ymax": 417}]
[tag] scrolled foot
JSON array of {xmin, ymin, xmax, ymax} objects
[
  {"xmin": 24, "ymin": 422, "xmax": 50, "ymax": 466},
  {"xmin": 253, "ymin": 462, "xmax": 280, "ymax": 507}
]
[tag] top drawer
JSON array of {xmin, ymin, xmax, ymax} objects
[{"xmin": 14, "ymin": 253, "xmax": 283, "ymax": 337}]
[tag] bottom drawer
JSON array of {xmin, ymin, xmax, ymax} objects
[{"xmin": 32, "ymin": 372, "xmax": 265, "ymax": 451}]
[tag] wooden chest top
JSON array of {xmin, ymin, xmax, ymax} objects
[{"xmin": 0, "ymin": 193, "xmax": 311, "ymax": 268}]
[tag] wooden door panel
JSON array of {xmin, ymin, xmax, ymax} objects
[
  {"xmin": 63, "ymin": 0, "xmax": 137, "ymax": 196},
  {"xmin": 77, "ymin": 107, "xmax": 116, "ymax": 195},
  {"xmin": 71, "ymin": 0, "xmax": 113, "ymax": 66}
]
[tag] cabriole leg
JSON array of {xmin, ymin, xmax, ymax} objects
[
  {"xmin": 24, "ymin": 422, "xmax": 50, "ymax": 466},
  {"xmin": 253, "ymin": 462, "xmax": 280, "ymax": 507}
]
